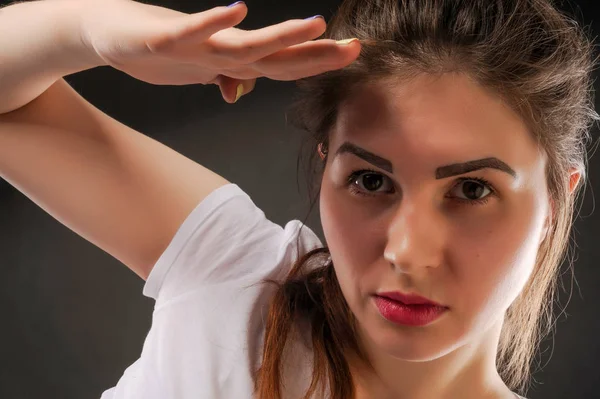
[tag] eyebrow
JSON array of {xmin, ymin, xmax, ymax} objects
[{"xmin": 334, "ymin": 141, "xmax": 517, "ymax": 179}]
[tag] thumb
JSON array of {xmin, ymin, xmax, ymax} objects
[{"xmin": 216, "ymin": 76, "xmax": 257, "ymax": 103}]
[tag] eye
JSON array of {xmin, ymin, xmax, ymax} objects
[
  {"xmin": 346, "ymin": 170, "xmax": 496, "ymax": 205},
  {"xmin": 346, "ymin": 169, "xmax": 395, "ymax": 197},
  {"xmin": 448, "ymin": 177, "xmax": 495, "ymax": 205}
]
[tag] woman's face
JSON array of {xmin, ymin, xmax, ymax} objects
[{"xmin": 319, "ymin": 73, "xmax": 551, "ymax": 361}]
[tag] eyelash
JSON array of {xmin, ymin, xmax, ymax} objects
[{"xmin": 345, "ymin": 168, "xmax": 496, "ymax": 206}]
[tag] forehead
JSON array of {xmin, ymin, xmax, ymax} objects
[{"xmin": 332, "ymin": 73, "xmax": 539, "ymax": 164}]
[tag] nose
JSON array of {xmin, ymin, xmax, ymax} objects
[{"xmin": 383, "ymin": 200, "xmax": 445, "ymax": 275}]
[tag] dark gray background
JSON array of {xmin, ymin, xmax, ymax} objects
[{"xmin": 0, "ymin": 0, "xmax": 598, "ymax": 398}]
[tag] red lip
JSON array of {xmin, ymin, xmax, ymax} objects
[
  {"xmin": 376, "ymin": 291, "xmax": 446, "ymax": 307},
  {"xmin": 372, "ymin": 296, "xmax": 447, "ymax": 326}
]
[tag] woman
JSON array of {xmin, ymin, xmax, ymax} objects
[{"xmin": 0, "ymin": 0, "xmax": 596, "ymax": 398}]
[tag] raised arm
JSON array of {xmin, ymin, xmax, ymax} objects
[{"xmin": 0, "ymin": 0, "xmax": 359, "ymax": 279}]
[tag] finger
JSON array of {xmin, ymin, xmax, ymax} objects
[
  {"xmin": 219, "ymin": 67, "xmax": 263, "ymax": 81},
  {"xmin": 207, "ymin": 16, "xmax": 326, "ymax": 64},
  {"xmin": 213, "ymin": 38, "xmax": 360, "ymax": 80},
  {"xmin": 147, "ymin": 3, "xmax": 249, "ymax": 53},
  {"xmin": 255, "ymin": 38, "xmax": 361, "ymax": 78},
  {"xmin": 216, "ymin": 76, "xmax": 257, "ymax": 103},
  {"xmin": 269, "ymin": 63, "xmax": 349, "ymax": 81}
]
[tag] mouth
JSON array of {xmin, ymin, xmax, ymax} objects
[
  {"xmin": 374, "ymin": 291, "xmax": 447, "ymax": 308},
  {"xmin": 372, "ymin": 295, "xmax": 448, "ymax": 327}
]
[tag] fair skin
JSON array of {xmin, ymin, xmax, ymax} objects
[{"xmin": 319, "ymin": 73, "xmax": 581, "ymax": 399}]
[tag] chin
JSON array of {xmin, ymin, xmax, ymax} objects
[
  {"xmin": 359, "ymin": 310, "xmax": 463, "ymax": 362},
  {"xmin": 373, "ymin": 331, "xmax": 454, "ymax": 362}
]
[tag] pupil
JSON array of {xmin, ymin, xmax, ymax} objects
[
  {"xmin": 363, "ymin": 174, "xmax": 382, "ymax": 191},
  {"xmin": 464, "ymin": 181, "xmax": 483, "ymax": 199}
]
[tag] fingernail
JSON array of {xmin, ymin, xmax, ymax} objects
[
  {"xmin": 304, "ymin": 15, "xmax": 324, "ymax": 21},
  {"xmin": 227, "ymin": 1, "xmax": 245, "ymax": 8},
  {"xmin": 335, "ymin": 38, "xmax": 360, "ymax": 45},
  {"xmin": 234, "ymin": 83, "xmax": 244, "ymax": 103}
]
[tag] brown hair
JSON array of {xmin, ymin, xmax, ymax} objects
[{"xmin": 254, "ymin": 0, "xmax": 599, "ymax": 398}]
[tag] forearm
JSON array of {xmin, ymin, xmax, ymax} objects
[{"xmin": 0, "ymin": 0, "xmax": 107, "ymax": 115}]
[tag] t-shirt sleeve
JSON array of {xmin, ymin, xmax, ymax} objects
[{"xmin": 142, "ymin": 183, "xmax": 322, "ymax": 305}]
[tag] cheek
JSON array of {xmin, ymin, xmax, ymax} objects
[
  {"xmin": 449, "ymin": 196, "xmax": 545, "ymax": 324},
  {"xmin": 320, "ymin": 183, "xmax": 381, "ymax": 297}
]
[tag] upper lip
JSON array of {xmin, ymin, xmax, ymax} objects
[{"xmin": 376, "ymin": 291, "xmax": 447, "ymax": 307}]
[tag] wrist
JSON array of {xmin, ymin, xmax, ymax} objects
[{"xmin": 51, "ymin": 0, "xmax": 110, "ymax": 73}]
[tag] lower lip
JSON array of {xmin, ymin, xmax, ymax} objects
[{"xmin": 373, "ymin": 296, "xmax": 448, "ymax": 326}]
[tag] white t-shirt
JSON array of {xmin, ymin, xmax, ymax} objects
[{"xmin": 100, "ymin": 183, "xmax": 323, "ymax": 399}]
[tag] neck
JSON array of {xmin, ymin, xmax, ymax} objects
[{"xmin": 349, "ymin": 319, "xmax": 516, "ymax": 399}]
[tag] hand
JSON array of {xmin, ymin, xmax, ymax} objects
[{"xmin": 78, "ymin": 0, "xmax": 361, "ymax": 103}]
